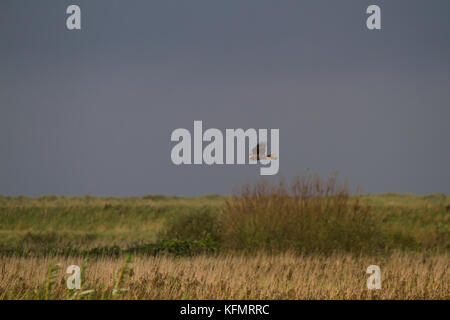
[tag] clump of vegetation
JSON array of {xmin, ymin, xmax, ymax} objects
[
  {"xmin": 158, "ymin": 206, "xmax": 220, "ymax": 243},
  {"xmin": 219, "ymin": 172, "xmax": 386, "ymax": 254}
]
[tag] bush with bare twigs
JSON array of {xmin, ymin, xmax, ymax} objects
[{"xmin": 220, "ymin": 172, "xmax": 386, "ymax": 254}]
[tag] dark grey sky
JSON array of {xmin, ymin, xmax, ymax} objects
[{"xmin": 1, "ymin": 1, "xmax": 449, "ymax": 196}]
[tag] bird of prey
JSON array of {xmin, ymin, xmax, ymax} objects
[{"xmin": 249, "ymin": 142, "xmax": 278, "ymax": 161}]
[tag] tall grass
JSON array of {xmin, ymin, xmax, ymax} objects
[{"xmin": 0, "ymin": 252, "xmax": 447, "ymax": 299}]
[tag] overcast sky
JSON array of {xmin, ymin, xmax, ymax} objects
[{"xmin": 1, "ymin": 1, "xmax": 449, "ymax": 196}]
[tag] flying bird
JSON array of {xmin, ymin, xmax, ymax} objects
[{"xmin": 249, "ymin": 142, "xmax": 278, "ymax": 161}]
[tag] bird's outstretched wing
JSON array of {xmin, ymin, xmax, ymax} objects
[{"xmin": 251, "ymin": 142, "xmax": 266, "ymax": 155}]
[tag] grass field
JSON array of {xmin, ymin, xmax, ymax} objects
[{"xmin": 0, "ymin": 174, "xmax": 448, "ymax": 299}]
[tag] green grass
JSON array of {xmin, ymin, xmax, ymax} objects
[
  {"xmin": 0, "ymin": 190, "xmax": 448, "ymax": 257},
  {"xmin": 360, "ymin": 193, "xmax": 449, "ymax": 251},
  {"xmin": 0, "ymin": 194, "xmax": 224, "ymax": 256}
]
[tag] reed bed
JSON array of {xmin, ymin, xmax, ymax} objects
[{"xmin": 0, "ymin": 252, "xmax": 447, "ymax": 299}]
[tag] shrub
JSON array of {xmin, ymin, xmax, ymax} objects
[
  {"xmin": 158, "ymin": 206, "xmax": 221, "ymax": 243},
  {"xmin": 219, "ymin": 172, "xmax": 386, "ymax": 255}
]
